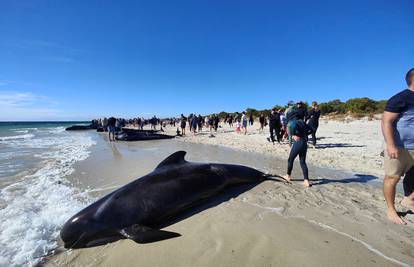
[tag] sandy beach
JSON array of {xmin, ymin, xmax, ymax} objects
[
  {"xmin": 43, "ymin": 118, "xmax": 414, "ymax": 267},
  {"xmin": 164, "ymin": 117, "xmax": 385, "ymax": 177}
]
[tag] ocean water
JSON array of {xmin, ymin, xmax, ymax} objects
[{"xmin": 0, "ymin": 122, "xmax": 96, "ymax": 266}]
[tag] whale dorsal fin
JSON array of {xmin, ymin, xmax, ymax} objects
[{"xmin": 156, "ymin": 151, "xmax": 187, "ymax": 169}]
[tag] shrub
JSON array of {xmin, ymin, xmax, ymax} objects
[
  {"xmin": 319, "ymin": 99, "xmax": 346, "ymax": 115},
  {"xmin": 345, "ymin": 98, "xmax": 377, "ymax": 114}
]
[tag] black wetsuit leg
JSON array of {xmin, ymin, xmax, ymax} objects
[
  {"xmin": 287, "ymin": 139, "xmax": 309, "ymax": 180},
  {"xmin": 403, "ymin": 166, "xmax": 414, "ymax": 197},
  {"xmin": 310, "ymin": 124, "xmax": 318, "ymax": 146},
  {"xmin": 269, "ymin": 125, "xmax": 276, "ymax": 143},
  {"xmin": 298, "ymin": 140, "xmax": 309, "ymax": 180},
  {"xmin": 275, "ymin": 124, "xmax": 281, "ymax": 143}
]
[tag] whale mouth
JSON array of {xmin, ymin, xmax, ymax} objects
[
  {"xmin": 63, "ymin": 232, "xmax": 87, "ymax": 249},
  {"xmin": 63, "ymin": 232, "xmax": 122, "ymax": 249},
  {"xmin": 85, "ymin": 235, "xmax": 123, "ymax": 248}
]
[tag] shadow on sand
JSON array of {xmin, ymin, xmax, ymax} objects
[
  {"xmin": 157, "ymin": 182, "xmax": 266, "ymax": 228},
  {"xmin": 311, "ymin": 174, "xmax": 378, "ymax": 185},
  {"xmin": 316, "ymin": 136, "xmax": 330, "ymax": 141},
  {"xmin": 398, "ymin": 210, "xmax": 414, "ymax": 218},
  {"xmin": 315, "ymin": 143, "xmax": 365, "ymax": 149}
]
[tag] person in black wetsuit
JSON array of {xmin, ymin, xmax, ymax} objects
[
  {"xmin": 284, "ymin": 118, "xmax": 313, "ymax": 187},
  {"xmin": 249, "ymin": 113, "xmax": 254, "ymax": 126},
  {"xmin": 214, "ymin": 115, "xmax": 220, "ymax": 132},
  {"xmin": 188, "ymin": 114, "xmax": 193, "ymax": 132},
  {"xmin": 294, "ymin": 101, "xmax": 308, "ymax": 121},
  {"xmin": 150, "ymin": 116, "xmax": 157, "ymax": 130},
  {"xmin": 267, "ymin": 108, "xmax": 281, "ymax": 144},
  {"xmin": 197, "ymin": 115, "xmax": 203, "ymax": 132},
  {"xmin": 259, "ymin": 113, "xmax": 265, "ymax": 132},
  {"xmin": 403, "ymin": 167, "xmax": 414, "ymax": 199},
  {"xmin": 191, "ymin": 115, "xmax": 198, "ymax": 133},
  {"xmin": 306, "ymin": 101, "xmax": 321, "ymax": 148},
  {"xmin": 234, "ymin": 112, "xmax": 240, "ymax": 123},
  {"xmin": 107, "ymin": 116, "xmax": 117, "ymax": 142},
  {"xmin": 228, "ymin": 115, "xmax": 233, "ymax": 127},
  {"xmin": 180, "ymin": 114, "xmax": 187, "ymax": 136}
]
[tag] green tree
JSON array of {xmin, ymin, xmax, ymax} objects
[
  {"xmin": 345, "ymin": 98, "xmax": 377, "ymax": 114},
  {"xmin": 375, "ymin": 100, "xmax": 387, "ymax": 113},
  {"xmin": 319, "ymin": 99, "xmax": 345, "ymax": 114}
]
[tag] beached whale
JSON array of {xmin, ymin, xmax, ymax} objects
[
  {"xmin": 60, "ymin": 151, "xmax": 276, "ymax": 249},
  {"xmin": 115, "ymin": 129, "xmax": 175, "ymax": 141},
  {"xmin": 66, "ymin": 123, "xmax": 98, "ymax": 131}
]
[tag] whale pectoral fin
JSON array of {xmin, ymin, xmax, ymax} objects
[{"xmin": 119, "ymin": 224, "xmax": 181, "ymax": 244}]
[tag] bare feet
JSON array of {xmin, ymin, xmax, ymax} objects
[
  {"xmin": 303, "ymin": 180, "xmax": 312, "ymax": 188},
  {"xmin": 282, "ymin": 175, "xmax": 292, "ymax": 183},
  {"xmin": 387, "ymin": 209, "xmax": 406, "ymax": 225},
  {"xmin": 400, "ymin": 197, "xmax": 414, "ymax": 213}
]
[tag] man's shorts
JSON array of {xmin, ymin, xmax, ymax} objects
[
  {"xmin": 108, "ymin": 126, "xmax": 115, "ymax": 133},
  {"xmin": 384, "ymin": 147, "xmax": 414, "ymax": 178}
]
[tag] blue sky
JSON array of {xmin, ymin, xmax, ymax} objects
[{"xmin": 0, "ymin": 0, "xmax": 413, "ymax": 121}]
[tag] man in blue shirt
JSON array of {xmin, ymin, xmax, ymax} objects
[{"xmin": 382, "ymin": 68, "xmax": 414, "ymax": 224}]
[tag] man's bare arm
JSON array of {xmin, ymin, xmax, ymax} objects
[{"xmin": 381, "ymin": 111, "xmax": 399, "ymax": 158}]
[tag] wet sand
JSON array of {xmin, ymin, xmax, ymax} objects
[{"xmin": 44, "ymin": 130, "xmax": 414, "ymax": 267}]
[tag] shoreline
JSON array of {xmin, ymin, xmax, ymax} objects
[{"xmin": 43, "ymin": 125, "xmax": 414, "ymax": 267}]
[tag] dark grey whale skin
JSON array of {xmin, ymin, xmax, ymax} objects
[{"xmin": 60, "ymin": 151, "xmax": 267, "ymax": 249}]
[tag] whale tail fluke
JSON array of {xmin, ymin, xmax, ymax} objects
[{"xmin": 119, "ymin": 224, "xmax": 181, "ymax": 244}]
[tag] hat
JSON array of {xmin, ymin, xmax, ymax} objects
[{"xmin": 287, "ymin": 101, "xmax": 295, "ymax": 106}]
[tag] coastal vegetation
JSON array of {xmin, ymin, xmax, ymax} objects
[{"xmin": 216, "ymin": 97, "xmax": 386, "ymax": 119}]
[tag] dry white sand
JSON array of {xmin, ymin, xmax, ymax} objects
[{"xmin": 44, "ymin": 118, "xmax": 414, "ymax": 267}]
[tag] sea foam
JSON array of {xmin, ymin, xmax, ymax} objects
[
  {"xmin": 0, "ymin": 130, "xmax": 96, "ymax": 266},
  {"xmin": 0, "ymin": 134, "xmax": 34, "ymax": 141}
]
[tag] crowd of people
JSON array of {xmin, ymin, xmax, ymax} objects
[
  {"xmin": 176, "ymin": 102, "xmax": 320, "ymax": 142},
  {"xmin": 92, "ymin": 68, "xmax": 414, "ymax": 225},
  {"xmin": 165, "ymin": 101, "xmax": 321, "ymax": 188}
]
